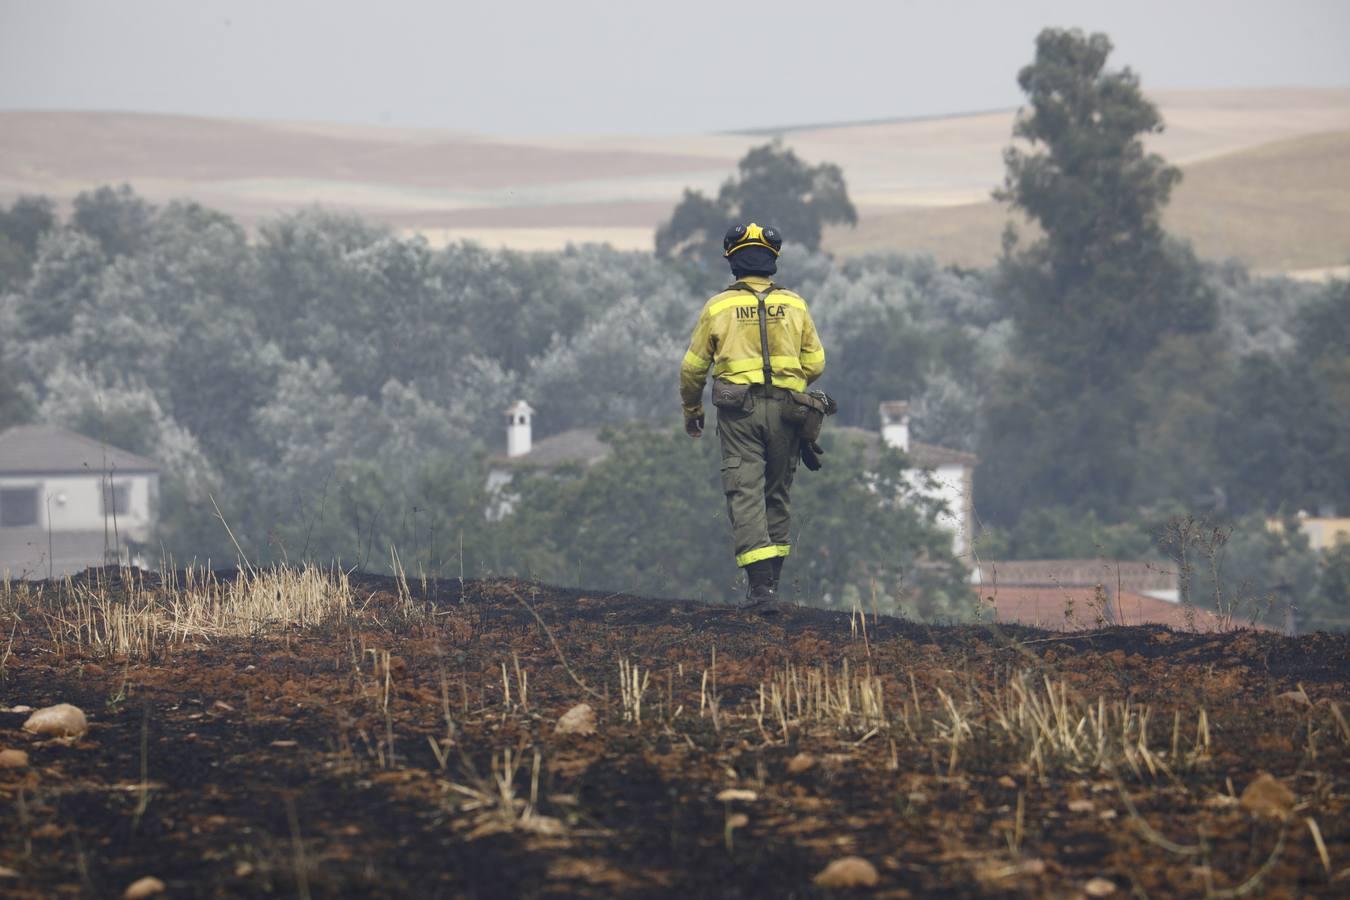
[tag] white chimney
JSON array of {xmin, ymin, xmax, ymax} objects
[
  {"xmin": 506, "ymin": 400, "xmax": 534, "ymax": 458},
  {"xmin": 879, "ymin": 401, "xmax": 910, "ymax": 452}
]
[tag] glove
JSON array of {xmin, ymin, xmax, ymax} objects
[
  {"xmin": 685, "ymin": 413, "xmax": 705, "ymax": 438},
  {"xmin": 808, "ymin": 390, "xmax": 838, "ymax": 416},
  {"xmin": 799, "ymin": 440, "xmax": 824, "ymax": 471}
]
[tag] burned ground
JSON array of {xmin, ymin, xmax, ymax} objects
[{"xmin": 1, "ymin": 570, "xmax": 1347, "ymax": 898}]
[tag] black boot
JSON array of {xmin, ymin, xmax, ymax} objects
[
  {"xmin": 769, "ymin": 557, "xmax": 784, "ymax": 592},
  {"xmin": 739, "ymin": 560, "xmax": 777, "ymax": 610}
]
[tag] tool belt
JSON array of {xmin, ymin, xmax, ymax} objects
[{"xmin": 782, "ymin": 389, "xmax": 835, "ymax": 443}]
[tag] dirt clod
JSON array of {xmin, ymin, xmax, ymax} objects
[
  {"xmin": 1240, "ymin": 772, "xmax": 1295, "ymax": 819},
  {"xmin": 122, "ymin": 875, "xmax": 167, "ymax": 898},
  {"xmin": 0, "ymin": 749, "xmax": 29, "ymax": 768},
  {"xmin": 716, "ymin": 789, "xmax": 757, "ymax": 802},
  {"xmin": 814, "ymin": 856, "xmax": 879, "ymax": 889},
  {"xmin": 22, "ymin": 703, "xmax": 88, "ymax": 739},
  {"xmin": 555, "ymin": 702, "xmax": 597, "ymax": 735}
]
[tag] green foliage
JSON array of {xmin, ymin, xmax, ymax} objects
[
  {"xmin": 655, "ymin": 141, "xmax": 857, "ymax": 267},
  {"xmin": 1311, "ymin": 544, "xmax": 1350, "ymax": 631},
  {"xmin": 0, "ymin": 343, "xmax": 33, "ymax": 430},
  {"xmin": 0, "ymin": 195, "xmax": 57, "ymax": 292},
  {"xmin": 980, "ymin": 28, "xmax": 1216, "ymax": 525},
  {"xmin": 500, "ymin": 426, "xmax": 733, "ymax": 599},
  {"xmin": 1215, "ymin": 281, "xmax": 1350, "ymax": 514},
  {"xmin": 72, "ymin": 184, "xmax": 153, "ymax": 258},
  {"xmin": 497, "ymin": 426, "xmax": 967, "ymax": 616},
  {"xmin": 789, "ymin": 433, "xmax": 971, "ymax": 618},
  {"xmin": 975, "ymin": 506, "xmax": 1154, "ymax": 561},
  {"xmin": 1181, "ymin": 513, "xmax": 1319, "ymax": 629},
  {"xmin": 3, "ymin": 180, "xmax": 1347, "ymax": 628}
]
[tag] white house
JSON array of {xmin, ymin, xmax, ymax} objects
[
  {"xmin": 486, "ymin": 401, "xmax": 611, "ymax": 518},
  {"xmin": 833, "ymin": 401, "xmax": 977, "ymax": 562},
  {"xmin": 0, "ymin": 425, "xmax": 160, "ymax": 579}
]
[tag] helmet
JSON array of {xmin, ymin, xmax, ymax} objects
[{"xmin": 723, "ymin": 222, "xmax": 782, "ymax": 258}]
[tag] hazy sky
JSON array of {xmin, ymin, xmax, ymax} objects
[{"xmin": 3, "ymin": 0, "xmax": 1348, "ymax": 135}]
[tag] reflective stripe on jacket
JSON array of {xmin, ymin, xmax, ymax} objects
[{"xmin": 679, "ymin": 275, "xmax": 826, "ymax": 418}]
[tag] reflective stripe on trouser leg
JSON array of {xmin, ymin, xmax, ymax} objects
[
  {"xmin": 736, "ymin": 544, "xmax": 791, "ymax": 567},
  {"xmin": 718, "ymin": 392, "xmax": 800, "ymax": 568}
]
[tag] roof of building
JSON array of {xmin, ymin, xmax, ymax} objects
[
  {"xmin": 490, "ymin": 428, "xmax": 611, "ymax": 469},
  {"xmin": 0, "ymin": 425, "xmax": 160, "ymax": 475},
  {"xmin": 976, "ymin": 559, "xmax": 1178, "ymax": 594},
  {"xmin": 975, "ymin": 585, "xmax": 1263, "ymax": 632},
  {"xmin": 831, "ymin": 426, "xmax": 978, "ymax": 469}
]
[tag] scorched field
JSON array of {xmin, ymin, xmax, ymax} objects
[{"xmin": 0, "ymin": 566, "xmax": 1347, "ymax": 898}]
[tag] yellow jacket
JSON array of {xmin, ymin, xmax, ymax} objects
[{"xmin": 680, "ymin": 275, "xmax": 826, "ymax": 418}]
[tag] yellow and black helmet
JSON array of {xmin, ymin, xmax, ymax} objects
[{"xmin": 723, "ymin": 222, "xmax": 782, "ymax": 258}]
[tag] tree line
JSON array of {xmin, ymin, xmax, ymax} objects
[{"xmin": 1, "ymin": 28, "xmax": 1347, "ymax": 626}]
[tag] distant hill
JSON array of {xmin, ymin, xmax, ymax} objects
[
  {"xmin": 2, "ymin": 88, "xmax": 1348, "ymax": 274},
  {"xmin": 828, "ymin": 130, "xmax": 1350, "ymax": 277}
]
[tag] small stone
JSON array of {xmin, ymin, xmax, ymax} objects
[
  {"xmin": 1240, "ymin": 772, "xmax": 1294, "ymax": 819},
  {"xmin": 234, "ymin": 861, "xmax": 255, "ymax": 878},
  {"xmin": 1067, "ymin": 799, "xmax": 1095, "ymax": 813},
  {"xmin": 23, "ymin": 704, "xmax": 88, "ymax": 739},
  {"xmin": 0, "ymin": 865, "xmax": 18, "ymax": 878},
  {"xmin": 555, "ymin": 703, "xmax": 596, "ymax": 735},
  {"xmin": 997, "ymin": 775, "xmax": 1017, "ymax": 788},
  {"xmin": 8, "ymin": 705, "xmax": 33, "ymax": 714},
  {"xmin": 813, "ymin": 856, "xmax": 879, "ymax": 889},
  {"xmin": 716, "ymin": 788, "xmax": 757, "ymax": 802},
  {"xmin": 1084, "ymin": 876, "xmax": 1117, "ymax": 896},
  {"xmin": 123, "ymin": 876, "xmax": 167, "ymax": 898},
  {"xmin": 0, "ymin": 749, "xmax": 29, "ymax": 768},
  {"xmin": 788, "ymin": 752, "xmax": 817, "ymax": 774}
]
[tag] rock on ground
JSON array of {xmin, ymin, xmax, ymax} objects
[
  {"xmin": 22, "ymin": 704, "xmax": 88, "ymax": 739},
  {"xmin": 813, "ymin": 856, "xmax": 879, "ymax": 889},
  {"xmin": 0, "ymin": 749, "xmax": 30, "ymax": 768},
  {"xmin": 122, "ymin": 875, "xmax": 166, "ymax": 898},
  {"xmin": 555, "ymin": 703, "xmax": 596, "ymax": 735}
]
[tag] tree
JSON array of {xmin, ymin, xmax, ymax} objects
[
  {"xmin": 0, "ymin": 196, "xmax": 57, "ymax": 292},
  {"xmin": 72, "ymin": 185, "xmax": 154, "ymax": 258},
  {"xmin": 978, "ymin": 28, "xmax": 1216, "ymax": 524},
  {"xmin": 655, "ymin": 141, "xmax": 857, "ymax": 267},
  {"xmin": 1214, "ymin": 281, "xmax": 1350, "ymax": 514},
  {"xmin": 1310, "ymin": 544, "xmax": 1350, "ymax": 632},
  {"xmin": 0, "ymin": 342, "xmax": 32, "ymax": 430}
]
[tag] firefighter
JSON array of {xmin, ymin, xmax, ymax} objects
[{"xmin": 680, "ymin": 223, "xmax": 826, "ymax": 609}]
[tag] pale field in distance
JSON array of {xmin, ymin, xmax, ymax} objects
[{"xmin": 1, "ymin": 88, "xmax": 1347, "ymax": 274}]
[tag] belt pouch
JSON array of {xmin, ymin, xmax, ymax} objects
[{"xmin": 712, "ymin": 379, "xmax": 753, "ymax": 412}]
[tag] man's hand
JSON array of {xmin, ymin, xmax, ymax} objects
[{"xmin": 685, "ymin": 413, "xmax": 705, "ymax": 438}]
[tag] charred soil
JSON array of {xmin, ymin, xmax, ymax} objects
[{"xmin": 1, "ymin": 571, "xmax": 1347, "ymax": 898}]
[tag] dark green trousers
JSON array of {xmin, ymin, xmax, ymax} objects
[{"xmin": 717, "ymin": 386, "xmax": 800, "ymax": 567}]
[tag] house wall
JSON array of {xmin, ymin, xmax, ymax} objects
[
  {"xmin": 1300, "ymin": 518, "xmax": 1350, "ymax": 551},
  {"xmin": 906, "ymin": 463, "xmax": 970, "ymax": 560},
  {"xmin": 0, "ymin": 473, "xmax": 158, "ymax": 578}
]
